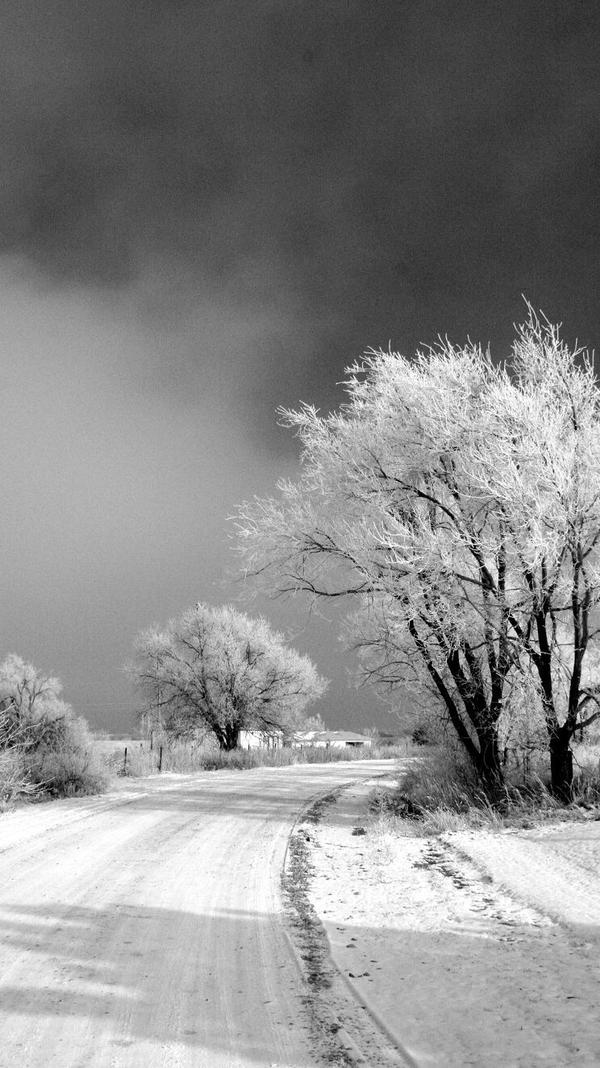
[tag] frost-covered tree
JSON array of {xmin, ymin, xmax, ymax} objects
[
  {"xmin": 0, "ymin": 654, "xmax": 106, "ymax": 797},
  {"xmin": 0, "ymin": 654, "xmax": 71, "ymax": 751},
  {"xmin": 477, "ymin": 318, "xmax": 600, "ymax": 797},
  {"xmin": 234, "ymin": 311, "xmax": 600, "ymax": 800},
  {"xmin": 127, "ymin": 603, "xmax": 327, "ymax": 750}
]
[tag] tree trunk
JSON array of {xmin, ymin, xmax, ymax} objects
[
  {"xmin": 217, "ymin": 723, "xmax": 240, "ymax": 751},
  {"xmin": 475, "ymin": 728, "xmax": 505, "ymax": 803},
  {"xmin": 549, "ymin": 737, "xmax": 573, "ymax": 802}
]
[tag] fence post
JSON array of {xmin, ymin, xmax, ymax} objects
[
  {"xmin": 123, "ymin": 746, "xmax": 128, "ymax": 774},
  {"xmin": 158, "ymin": 745, "xmax": 163, "ymax": 772}
]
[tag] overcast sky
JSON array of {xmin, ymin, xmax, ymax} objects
[{"xmin": 2, "ymin": 1, "xmax": 600, "ymax": 734}]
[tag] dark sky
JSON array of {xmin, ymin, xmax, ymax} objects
[{"xmin": 2, "ymin": 0, "xmax": 600, "ymax": 734}]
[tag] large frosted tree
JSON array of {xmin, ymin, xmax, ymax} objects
[
  {"xmin": 235, "ymin": 312, "xmax": 600, "ymax": 799},
  {"xmin": 128, "ymin": 603, "xmax": 327, "ymax": 750}
]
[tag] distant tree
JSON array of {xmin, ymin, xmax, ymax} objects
[
  {"xmin": 298, "ymin": 712, "xmax": 326, "ymax": 733},
  {"xmin": 234, "ymin": 312, "xmax": 600, "ymax": 800},
  {"xmin": 127, "ymin": 603, "xmax": 327, "ymax": 750}
]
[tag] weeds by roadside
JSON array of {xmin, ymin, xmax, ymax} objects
[
  {"xmin": 571, "ymin": 741, "xmax": 600, "ymax": 805},
  {"xmin": 1, "ymin": 705, "xmax": 109, "ymax": 809},
  {"xmin": 101, "ymin": 739, "xmax": 409, "ymax": 778},
  {"xmin": 368, "ymin": 743, "xmax": 600, "ymax": 838},
  {"xmin": 0, "ymin": 748, "xmax": 39, "ymax": 809}
]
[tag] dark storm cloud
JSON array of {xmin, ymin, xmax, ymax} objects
[
  {"xmin": 4, "ymin": 0, "xmax": 600, "ymax": 735},
  {"xmin": 2, "ymin": 0, "xmax": 600, "ymax": 432}
]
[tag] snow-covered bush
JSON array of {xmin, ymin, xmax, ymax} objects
[
  {"xmin": 0, "ymin": 745, "xmax": 38, "ymax": 807},
  {"xmin": 0, "ymin": 654, "xmax": 108, "ymax": 800},
  {"xmin": 26, "ymin": 714, "xmax": 108, "ymax": 797}
]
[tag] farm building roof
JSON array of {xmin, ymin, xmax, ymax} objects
[{"xmin": 294, "ymin": 729, "xmax": 371, "ymax": 744}]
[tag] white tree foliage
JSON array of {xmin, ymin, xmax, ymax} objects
[
  {"xmin": 0, "ymin": 653, "xmax": 104, "ymax": 799},
  {"xmin": 0, "ymin": 653, "xmax": 72, "ymax": 751},
  {"xmin": 127, "ymin": 603, "xmax": 327, "ymax": 750},
  {"xmin": 234, "ymin": 311, "xmax": 600, "ymax": 796}
]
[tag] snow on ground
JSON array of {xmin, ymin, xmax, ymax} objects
[{"xmin": 308, "ymin": 779, "xmax": 600, "ymax": 1067}]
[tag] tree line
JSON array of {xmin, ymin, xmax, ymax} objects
[{"xmin": 5, "ymin": 308, "xmax": 599, "ymax": 805}]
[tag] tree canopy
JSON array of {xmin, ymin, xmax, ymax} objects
[
  {"xmin": 127, "ymin": 602, "xmax": 327, "ymax": 750},
  {"xmin": 235, "ymin": 311, "xmax": 600, "ymax": 798}
]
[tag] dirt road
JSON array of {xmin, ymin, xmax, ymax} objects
[{"xmin": 0, "ymin": 761, "xmax": 396, "ymax": 1068}]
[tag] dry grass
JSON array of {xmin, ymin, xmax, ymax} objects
[
  {"xmin": 99, "ymin": 737, "xmax": 408, "ymax": 777},
  {"xmin": 0, "ymin": 748, "xmax": 40, "ymax": 809},
  {"xmin": 571, "ymin": 740, "xmax": 600, "ymax": 804},
  {"xmin": 368, "ymin": 740, "xmax": 600, "ymax": 838}
]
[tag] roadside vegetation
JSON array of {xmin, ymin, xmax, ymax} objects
[
  {"xmin": 100, "ymin": 735, "xmax": 408, "ymax": 777},
  {"xmin": 0, "ymin": 654, "xmax": 108, "ymax": 808},
  {"xmin": 369, "ymin": 728, "xmax": 600, "ymax": 838}
]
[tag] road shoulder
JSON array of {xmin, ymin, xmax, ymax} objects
[{"xmin": 305, "ymin": 779, "xmax": 600, "ymax": 1067}]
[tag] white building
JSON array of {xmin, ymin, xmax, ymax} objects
[
  {"xmin": 238, "ymin": 728, "xmax": 284, "ymax": 750},
  {"xmin": 292, "ymin": 730, "xmax": 372, "ymax": 749}
]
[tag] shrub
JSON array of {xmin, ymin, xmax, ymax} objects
[
  {"xmin": 27, "ymin": 716, "xmax": 109, "ymax": 797},
  {"xmin": 200, "ymin": 749, "xmax": 262, "ymax": 771},
  {"xmin": 369, "ymin": 786, "xmax": 423, "ymax": 818},
  {"xmin": 399, "ymin": 745, "xmax": 483, "ymax": 812},
  {"xmin": 0, "ymin": 656, "xmax": 109, "ymax": 801},
  {"xmin": 411, "ymin": 725, "xmax": 430, "ymax": 746},
  {"xmin": 0, "ymin": 747, "xmax": 39, "ymax": 807}
]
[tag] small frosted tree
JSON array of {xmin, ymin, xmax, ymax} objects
[
  {"xmin": 234, "ymin": 311, "xmax": 600, "ymax": 800},
  {"xmin": 127, "ymin": 603, "xmax": 327, "ymax": 750},
  {"xmin": 0, "ymin": 654, "xmax": 71, "ymax": 752},
  {"xmin": 0, "ymin": 654, "xmax": 106, "ymax": 797}
]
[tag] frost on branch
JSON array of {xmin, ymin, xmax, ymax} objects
[
  {"xmin": 234, "ymin": 310, "xmax": 600, "ymax": 799},
  {"xmin": 0, "ymin": 654, "xmax": 106, "ymax": 799},
  {"xmin": 126, "ymin": 602, "xmax": 327, "ymax": 751}
]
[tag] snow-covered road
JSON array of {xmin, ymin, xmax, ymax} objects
[{"xmin": 0, "ymin": 762, "xmax": 396, "ymax": 1068}]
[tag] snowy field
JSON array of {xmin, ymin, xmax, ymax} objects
[{"xmin": 309, "ymin": 780, "xmax": 600, "ymax": 1067}]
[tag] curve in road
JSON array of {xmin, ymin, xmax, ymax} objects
[{"xmin": 0, "ymin": 760, "xmax": 397, "ymax": 1068}]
